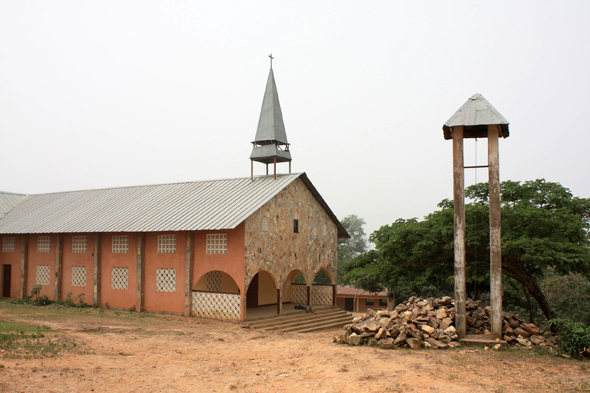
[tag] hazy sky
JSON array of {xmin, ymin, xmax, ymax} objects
[{"xmin": 1, "ymin": 1, "xmax": 589, "ymax": 237}]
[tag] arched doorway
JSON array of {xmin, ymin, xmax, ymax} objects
[
  {"xmin": 192, "ymin": 270, "xmax": 241, "ymax": 320},
  {"xmin": 246, "ymin": 270, "xmax": 279, "ymax": 318},
  {"xmin": 281, "ymin": 270, "xmax": 309, "ymax": 312}
]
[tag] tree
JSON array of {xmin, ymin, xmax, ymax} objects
[
  {"xmin": 337, "ymin": 215, "xmax": 368, "ymax": 284},
  {"xmin": 341, "ymin": 179, "xmax": 590, "ymax": 322}
]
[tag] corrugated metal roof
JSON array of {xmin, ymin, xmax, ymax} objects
[
  {"xmin": 0, "ymin": 173, "xmax": 349, "ymax": 238},
  {"xmin": 443, "ymin": 93, "xmax": 509, "ymax": 140},
  {"xmin": 0, "ymin": 192, "xmax": 27, "ymax": 219},
  {"xmin": 337, "ymin": 285, "xmax": 388, "ymax": 297}
]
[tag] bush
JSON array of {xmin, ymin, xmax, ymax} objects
[{"xmin": 549, "ymin": 318, "xmax": 590, "ymax": 357}]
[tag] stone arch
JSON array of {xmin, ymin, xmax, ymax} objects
[
  {"xmin": 312, "ymin": 267, "xmax": 336, "ymax": 285},
  {"xmin": 193, "ymin": 270, "xmax": 240, "ymax": 294},
  {"xmin": 281, "ymin": 269, "xmax": 309, "ymax": 306}
]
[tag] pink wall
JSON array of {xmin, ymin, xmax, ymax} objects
[
  {"xmin": 27, "ymin": 234, "xmax": 55, "ymax": 299},
  {"xmin": 100, "ymin": 233, "xmax": 138, "ymax": 309},
  {"xmin": 193, "ymin": 224, "xmax": 246, "ymax": 295},
  {"xmin": 61, "ymin": 234, "xmax": 94, "ymax": 303},
  {"xmin": 144, "ymin": 231, "xmax": 186, "ymax": 313}
]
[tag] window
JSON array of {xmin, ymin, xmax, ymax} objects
[
  {"xmin": 365, "ymin": 298, "xmax": 374, "ymax": 306},
  {"xmin": 112, "ymin": 235, "xmax": 129, "ymax": 253},
  {"xmin": 156, "ymin": 268, "xmax": 176, "ymax": 292},
  {"xmin": 111, "ymin": 267, "xmax": 129, "ymax": 290},
  {"xmin": 37, "ymin": 236, "xmax": 51, "ymax": 253},
  {"xmin": 261, "ymin": 217, "xmax": 269, "ymax": 232},
  {"xmin": 71, "ymin": 266, "xmax": 87, "ymax": 287},
  {"xmin": 379, "ymin": 299, "xmax": 388, "ymax": 307},
  {"xmin": 206, "ymin": 271, "xmax": 222, "ymax": 291},
  {"xmin": 3, "ymin": 237, "xmax": 15, "ymax": 253},
  {"xmin": 293, "ymin": 219, "xmax": 299, "ymax": 234},
  {"xmin": 36, "ymin": 265, "xmax": 50, "ymax": 285},
  {"xmin": 72, "ymin": 236, "xmax": 87, "ymax": 253},
  {"xmin": 158, "ymin": 235, "xmax": 176, "ymax": 253},
  {"xmin": 206, "ymin": 234, "xmax": 227, "ymax": 254}
]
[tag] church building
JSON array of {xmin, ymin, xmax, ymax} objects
[{"xmin": 0, "ymin": 67, "xmax": 348, "ymax": 321}]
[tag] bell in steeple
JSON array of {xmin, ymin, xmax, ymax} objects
[{"xmin": 250, "ymin": 55, "xmax": 292, "ymax": 180}]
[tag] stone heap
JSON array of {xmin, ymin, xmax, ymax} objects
[{"xmin": 334, "ymin": 296, "xmax": 559, "ymax": 350}]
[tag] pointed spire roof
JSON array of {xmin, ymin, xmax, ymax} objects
[
  {"xmin": 443, "ymin": 93, "xmax": 509, "ymax": 140},
  {"xmin": 253, "ymin": 69, "xmax": 289, "ymax": 144}
]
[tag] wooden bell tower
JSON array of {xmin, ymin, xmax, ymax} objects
[{"xmin": 443, "ymin": 93, "xmax": 509, "ymax": 339}]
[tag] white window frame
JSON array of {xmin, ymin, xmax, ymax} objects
[
  {"xmin": 158, "ymin": 235, "xmax": 176, "ymax": 253},
  {"xmin": 37, "ymin": 236, "xmax": 51, "ymax": 253},
  {"xmin": 206, "ymin": 234, "xmax": 227, "ymax": 255},
  {"xmin": 112, "ymin": 235, "xmax": 129, "ymax": 254},
  {"xmin": 72, "ymin": 236, "xmax": 87, "ymax": 253}
]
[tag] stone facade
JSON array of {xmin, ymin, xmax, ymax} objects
[{"xmin": 244, "ymin": 178, "xmax": 338, "ymax": 290}]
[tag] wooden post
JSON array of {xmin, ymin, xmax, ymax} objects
[
  {"xmin": 184, "ymin": 231, "xmax": 194, "ymax": 317},
  {"xmin": 135, "ymin": 233, "xmax": 145, "ymax": 312},
  {"xmin": 273, "ymin": 157, "xmax": 277, "ymax": 180},
  {"xmin": 19, "ymin": 235, "xmax": 29, "ymax": 299},
  {"xmin": 93, "ymin": 233, "xmax": 102, "ymax": 307},
  {"xmin": 306, "ymin": 285, "xmax": 311, "ymax": 306},
  {"xmin": 54, "ymin": 234, "xmax": 63, "ymax": 301},
  {"xmin": 488, "ymin": 125, "xmax": 502, "ymax": 339},
  {"xmin": 332, "ymin": 284, "xmax": 337, "ymax": 306},
  {"xmin": 452, "ymin": 126, "xmax": 467, "ymax": 338},
  {"xmin": 276, "ymin": 288, "xmax": 281, "ymax": 314}
]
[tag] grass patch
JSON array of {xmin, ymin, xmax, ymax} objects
[{"xmin": 0, "ymin": 321, "xmax": 76, "ymax": 359}]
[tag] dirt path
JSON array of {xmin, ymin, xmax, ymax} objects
[{"xmin": 0, "ymin": 308, "xmax": 588, "ymax": 392}]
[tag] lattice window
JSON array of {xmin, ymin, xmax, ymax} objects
[
  {"xmin": 71, "ymin": 266, "xmax": 87, "ymax": 287},
  {"xmin": 206, "ymin": 234, "xmax": 227, "ymax": 254},
  {"xmin": 261, "ymin": 217, "xmax": 269, "ymax": 232},
  {"xmin": 112, "ymin": 235, "xmax": 129, "ymax": 253},
  {"xmin": 311, "ymin": 285, "xmax": 333, "ymax": 305},
  {"xmin": 111, "ymin": 267, "xmax": 129, "ymax": 290},
  {"xmin": 2, "ymin": 237, "xmax": 15, "ymax": 253},
  {"xmin": 193, "ymin": 292, "xmax": 241, "ymax": 320},
  {"xmin": 72, "ymin": 236, "xmax": 87, "ymax": 253},
  {"xmin": 291, "ymin": 285, "xmax": 307, "ymax": 305},
  {"xmin": 36, "ymin": 265, "xmax": 50, "ymax": 285},
  {"xmin": 206, "ymin": 271, "xmax": 223, "ymax": 291},
  {"xmin": 156, "ymin": 268, "xmax": 176, "ymax": 292},
  {"xmin": 158, "ymin": 235, "xmax": 176, "ymax": 253},
  {"xmin": 37, "ymin": 236, "xmax": 51, "ymax": 253}
]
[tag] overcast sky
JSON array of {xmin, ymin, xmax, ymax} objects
[{"xmin": 1, "ymin": 1, "xmax": 589, "ymax": 237}]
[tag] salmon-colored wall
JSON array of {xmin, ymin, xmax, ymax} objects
[
  {"xmin": 27, "ymin": 234, "xmax": 55, "ymax": 299},
  {"xmin": 0, "ymin": 235, "xmax": 22, "ymax": 298},
  {"xmin": 144, "ymin": 231, "xmax": 186, "ymax": 313},
  {"xmin": 61, "ymin": 234, "xmax": 94, "ymax": 303},
  {"xmin": 193, "ymin": 224, "xmax": 246, "ymax": 296},
  {"xmin": 101, "ymin": 233, "xmax": 138, "ymax": 309},
  {"xmin": 337, "ymin": 295, "xmax": 388, "ymax": 312}
]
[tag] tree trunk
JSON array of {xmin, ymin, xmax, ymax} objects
[
  {"xmin": 502, "ymin": 257, "xmax": 556, "ymax": 322},
  {"xmin": 519, "ymin": 282, "xmax": 535, "ymax": 324}
]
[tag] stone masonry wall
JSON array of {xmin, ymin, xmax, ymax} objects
[{"xmin": 244, "ymin": 177, "xmax": 338, "ymax": 290}]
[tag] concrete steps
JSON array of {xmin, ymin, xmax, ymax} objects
[{"xmin": 245, "ymin": 307, "xmax": 353, "ymax": 333}]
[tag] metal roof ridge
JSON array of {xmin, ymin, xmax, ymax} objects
[{"xmin": 13, "ymin": 173, "xmax": 304, "ymax": 197}]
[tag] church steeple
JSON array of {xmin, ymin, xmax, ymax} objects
[{"xmin": 250, "ymin": 57, "xmax": 292, "ymax": 180}]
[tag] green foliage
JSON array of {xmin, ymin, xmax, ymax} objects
[
  {"xmin": 29, "ymin": 285, "xmax": 42, "ymax": 300},
  {"xmin": 549, "ymin": 319, "xmax": 590, "ymax": 357},
  {"xmin": 341, "ymin": 179, "xmax": 590, "ymax": 321},
  {"xmin": 337, "ymin": 215, "xmax": 368, "ymax": 284}
]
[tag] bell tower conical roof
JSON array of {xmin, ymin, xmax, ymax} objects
[
  {"xmin": 253, "ymin": 69, "xmax": 289, "ymax": 144},
  {"xmin": 250, "ymin": 61, "xmax": 292, "ymax": 180}
]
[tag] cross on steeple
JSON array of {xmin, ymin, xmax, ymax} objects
[{"xmin": 269, "ymin": 54, "xmax": 274, "ymax": 69}]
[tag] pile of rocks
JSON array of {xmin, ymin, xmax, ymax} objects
[{"xmin": 334, "ymin": 296, "xmax": 558, "ymax": 351}]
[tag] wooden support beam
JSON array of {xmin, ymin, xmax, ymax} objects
[
  {"xmin": 93, "ymin": 233, "xmax": 102, "ymax": 307},
  {"xmin": 54, "ymin": 234, "xmax": 64, "ymax": 301},
  {"xmin": 332, "ymin": 284, "xmax": 337, "ymax": 306},
  {"xmin": 306, "ymin": 285, "xmax": 311, "ymax": 306},
  {"xmin": 452, "ymin": 126, "xmax": 467, "ymax": 338},
  {"xmin": 135, "ymin": 233, "xmax": 145, "ymax": 312},
  {"xmin": 488, "ymin": 124, "xmax": 503, "ymax": 339},
  {"xmin": 19, "ymin": 235, "xmax": 29, "ymax": 299},
  {"xmin": 184, "ymin": 231, "xmax": 194, "ymax": 317}
]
